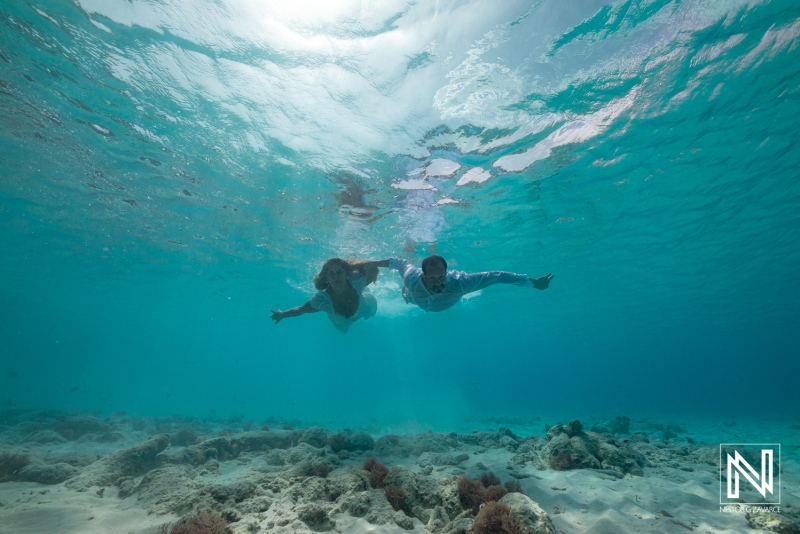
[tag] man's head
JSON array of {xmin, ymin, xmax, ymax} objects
[{"xmin": 421, "ymin": 255, "xmax": 448, "ymax": 294}]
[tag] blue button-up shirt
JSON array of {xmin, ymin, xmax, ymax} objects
[{"xmin": 389, "ymin": 257, "xmax": 533, "ymax": 312}]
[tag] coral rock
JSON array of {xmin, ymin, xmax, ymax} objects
[
  {"xmin": 426, "ymin": 505, "xmax": 450, "ymax": 533},
  {"xmin": 546, "ymin": 425, "xmax": 600, "ymax": 470},
  {"xmin": 18, "ymin": 461, "xmax": 79, "ymax": 484},
  {"xmin": 499, "ymin": 492, "xmax": 556, "ymax": 534},
  {"xmin": 296, "ymin": 503, "xmax": 334, "ymax": 531},
  {"xmin": 66, "ymin": 434, "xmax": 170, "ymax": 491},
  {"xmin": 299, "ymin": 427, "xmax": 328, "ymax": 449},
  {"xmin": 51, "ymin": 416, "xmax": 110, "ymax": 440}
]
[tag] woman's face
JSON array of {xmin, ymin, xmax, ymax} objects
[{"xmin": 325, "ymin": 262, "xmax": 348, "ymax": 288}]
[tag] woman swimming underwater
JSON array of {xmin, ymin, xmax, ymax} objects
[{"xmin": 270, "ymin": 258, "xmax": 386, "ymax": 333}]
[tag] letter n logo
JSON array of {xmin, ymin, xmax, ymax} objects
[{"xmin": 720, "ymin": 444, "xmax": 780, "ymax": 505}]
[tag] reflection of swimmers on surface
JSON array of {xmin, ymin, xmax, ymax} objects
[
  {"xmin": 334, "ymin": 173, "xmax": 378, "ymax": 220},
  {"xmin": 390, "ymin": 255, "xmax": 553, "ymax": 312},
  {"xmin": 270, "ymin": 258, "xmax": 385, "ymax": 333}
]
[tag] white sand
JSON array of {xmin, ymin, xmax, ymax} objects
[{"xmin": 0, "ymin": 482, "xmax": 178, "ymax": 534}]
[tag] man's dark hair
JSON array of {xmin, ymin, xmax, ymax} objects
[{"xmin": 421, "ymin": 255, "xmax": 447, "ymax": 274}]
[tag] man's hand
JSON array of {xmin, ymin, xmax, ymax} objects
[
  {"xmin": 270, "ymin": 310, "xmax": 284, "ymax": 324},
  {"xmin": 530, "ymin": 273, "xmax": 554, "ymax": 290}
]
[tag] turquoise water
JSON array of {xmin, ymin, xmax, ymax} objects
[{"xmin": 1, "ymin": 0, "xmax": 799, "ymax": 431}]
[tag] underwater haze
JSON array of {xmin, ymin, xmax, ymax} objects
[{"xmin": 1, "ymin": 0, "xmax": 800, "ymax": 430}]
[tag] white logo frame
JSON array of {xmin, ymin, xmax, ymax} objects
[{"xmin": 720, "ymin": 443, "xmax": 781, "ymax": 505}]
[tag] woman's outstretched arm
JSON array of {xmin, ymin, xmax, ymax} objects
[
  {"xmin": 361, "ymin": 259, "xmax": 391, "ymax": 269},
  {"xmin": 351, "ymin": 259, "xmax": 392, "ymax": 286},
  {"xmin": 271, "ymin": 301, "xmax": 318, "ymax": 324}
]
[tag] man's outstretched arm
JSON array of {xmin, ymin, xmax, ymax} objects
[
  {"xmin": 459, "ymin": 270, "xmax": 553, "ymax": 294},
  {"xmin": 388, "ymin": 257, "xmax": 419, "ymax": 281}
]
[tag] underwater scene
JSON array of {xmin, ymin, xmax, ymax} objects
[{"xmin": 1, "ymin": 0, "xmax": 799, "ymax": 532}]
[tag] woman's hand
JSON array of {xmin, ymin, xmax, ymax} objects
[{"xmin": 270, "ymin": 310, "xmax": 285, "ymax": 324}]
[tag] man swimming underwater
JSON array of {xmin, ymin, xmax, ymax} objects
[{"xmin": 361, "ymin": 255, "xmax": 553, "ymax": 312}]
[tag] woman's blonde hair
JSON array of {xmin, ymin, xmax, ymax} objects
[{"xmin": 313, "ymin": 258, "xmax": 379, "ymax": 291}]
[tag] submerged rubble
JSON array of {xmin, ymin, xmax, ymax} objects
[{"xmin": 0, "ymin": 412, "xmax": 791, "ymax": 533}]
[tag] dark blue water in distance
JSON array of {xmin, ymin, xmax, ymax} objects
[{"xmin": 1, "ymin": 0, "xmax": 799, "ymax": 432}]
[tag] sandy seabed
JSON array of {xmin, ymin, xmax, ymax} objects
[{"xmin": 0, "ymin": 411, "xmax": 798, "ymax": 533}]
